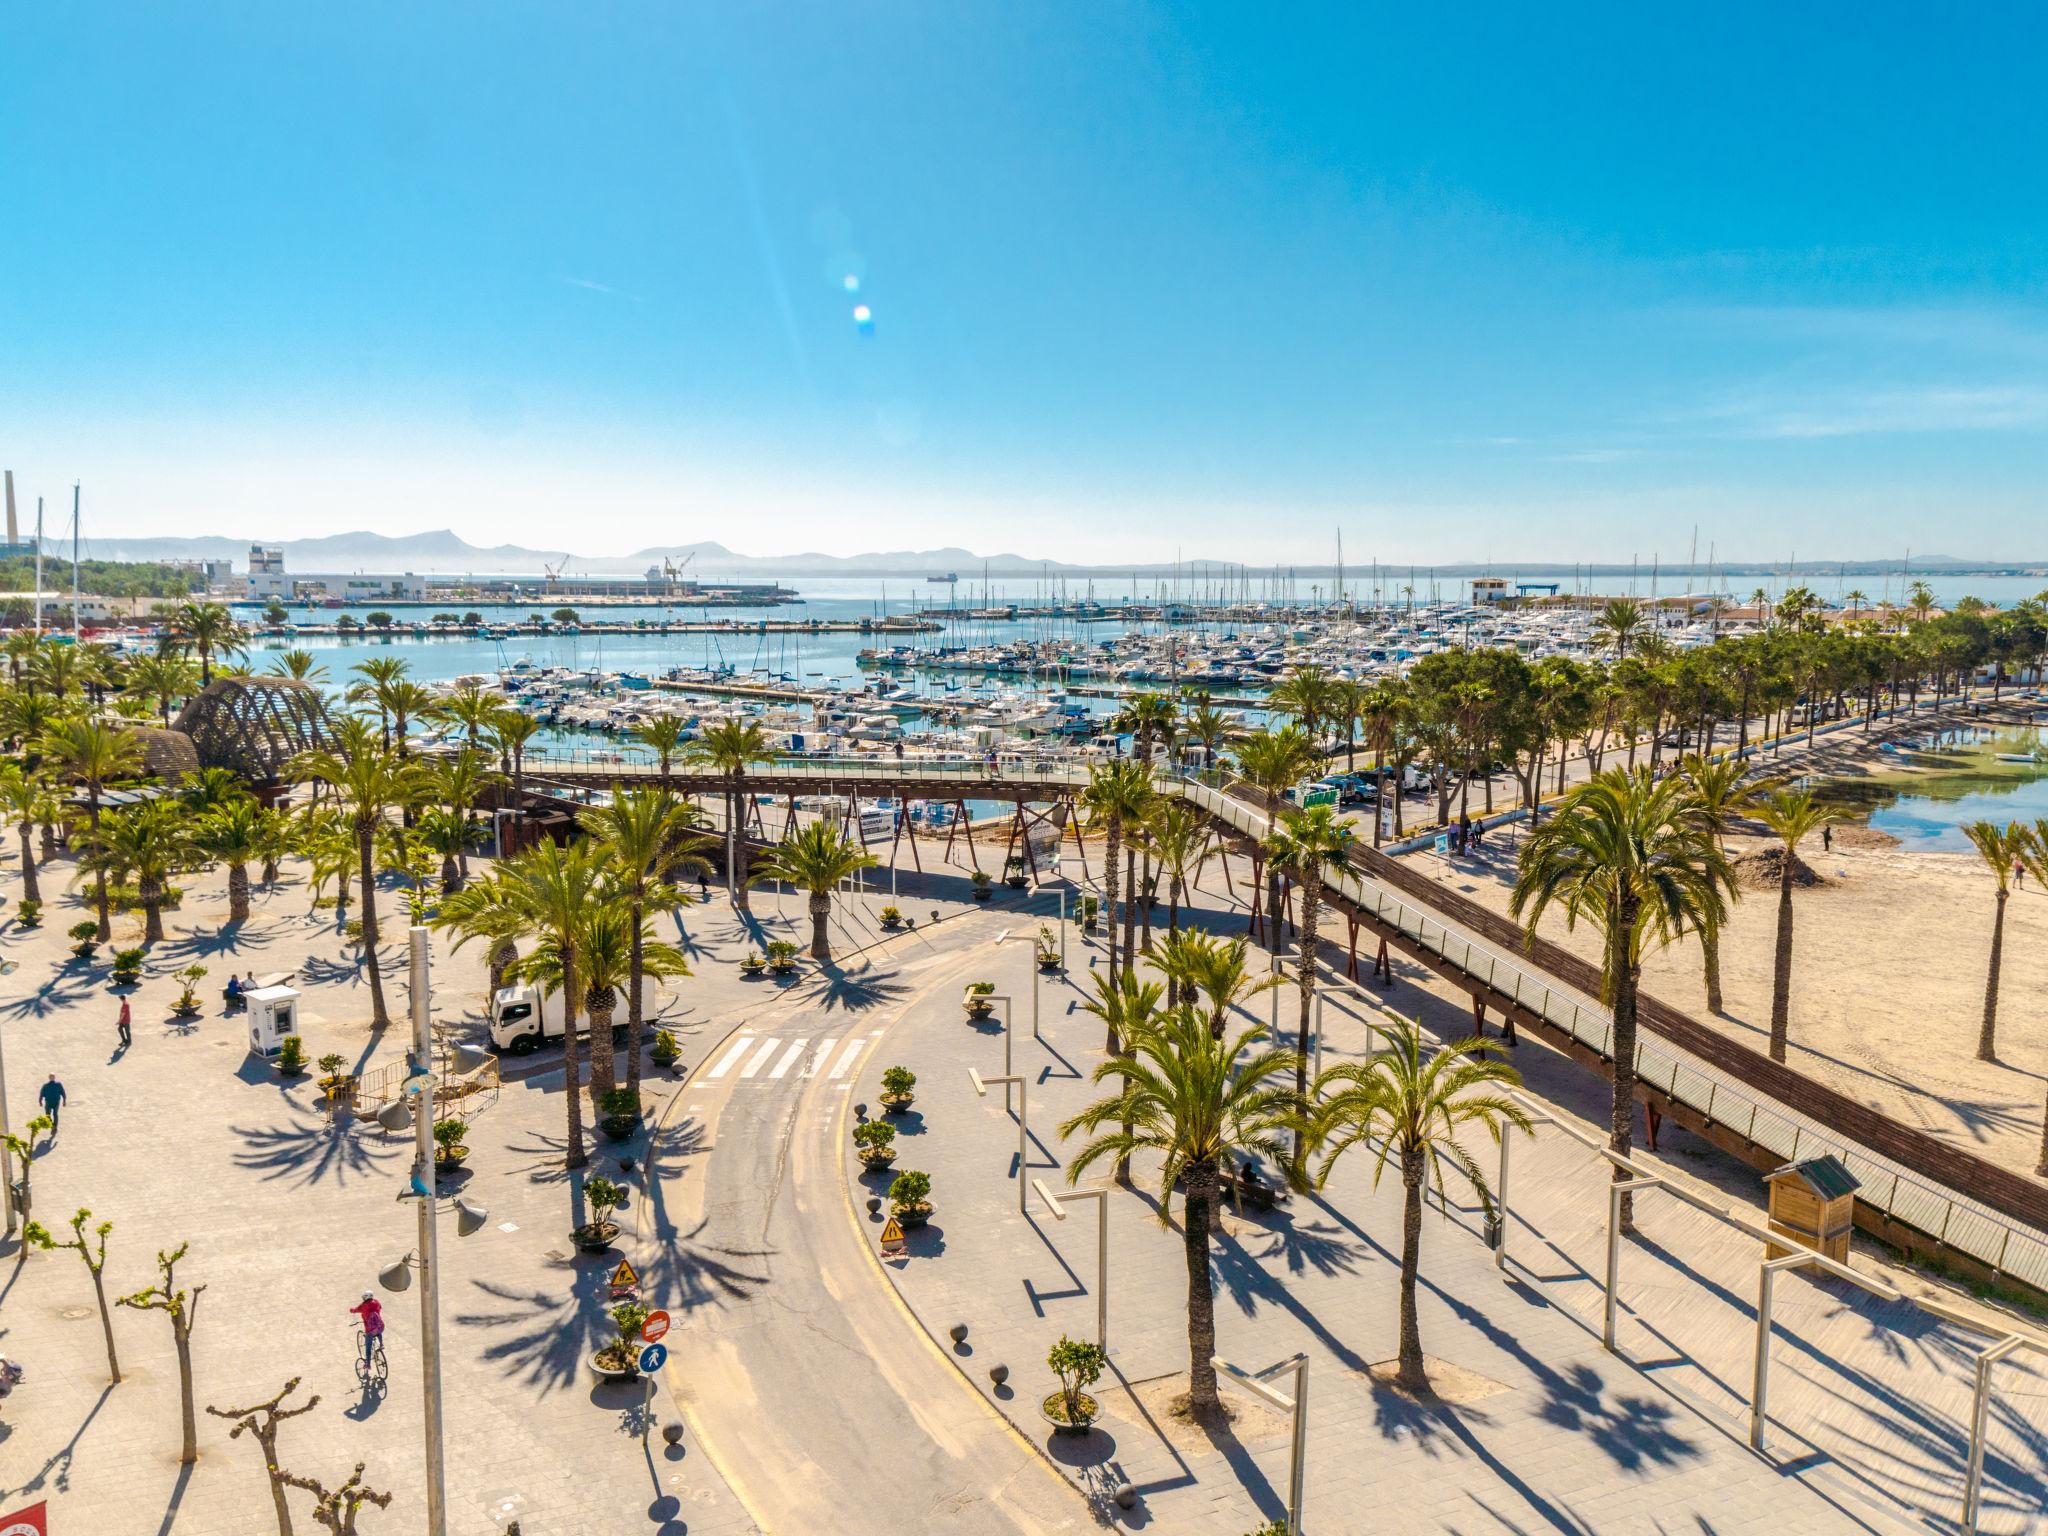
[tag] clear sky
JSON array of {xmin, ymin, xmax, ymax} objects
[{"xmin": 4, "ymin": 4, "xmax": 2046, "ymax": 565}]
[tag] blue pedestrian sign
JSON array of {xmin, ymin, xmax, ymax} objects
[{"xmin": 638, "ymin": 1342, "xmax": 668, "ymax": 1375}]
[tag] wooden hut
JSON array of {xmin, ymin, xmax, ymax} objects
[{"xmin": 1765, "ymin": 1154, "xmax": 1859, "ymax": 1263}]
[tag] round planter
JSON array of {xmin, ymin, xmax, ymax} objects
[
  {"xmin": 651, "ymin": 1051, "xmax": 680, "ymax": 1072},
  {"xmin": 278, "ymin": 1064, "xmax": 307, "ymax": 1078},
  {"xmin": 859, "ymin": 1149, "xmax": 898, "ymax": 1173},
  {"xmin": 588, "ymin": 1348, "xmax": 640, "ymax": 1384},
  {"xmin": 573, "ymin": 1220, "xmax": 620, "ymax": 1254},
  {"xmin": 1037, "ymin": 958, "xmax": 1062, "ymax": 973},
  {"xmin": 972, "ymin": 889, "xmax": 992, "ymax": 902},
  {"xmin": 172, "ymin": 1005, "xmax": 201, "ymax": 1021},
  {"xmin": 880, "ymin": 918, "xmax": 903, "ymax": 932},
  {"xmin": 878, "ymin": 1093, "xmax": 915, "ymax": 1115},
  {"xmin": 1039, "ymin": 1392, "xmax": 1098, "ymax": 1435},
  {"xmin": 599, "ymin": 1115, "xmax": 639, "ymax": 1143},
  {"xmin": 436, "ymin": 1148, "xmax": 469, "ymax": 1170},
  {"xmin": 893, "ymin": 1202, "xmax": 932, "ymax": 1230}
]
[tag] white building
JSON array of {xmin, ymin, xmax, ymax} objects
[{"xmin": 246, "ymin": 546, "xmax": 290, "ymax": 600}]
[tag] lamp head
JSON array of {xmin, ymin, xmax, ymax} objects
[
  {"xmin": 377, "ymin": 1257, "xmax": 413, "ymax": 1293},
  {"xmin": 455, "ymin": 1198, "xmax": 490, "ymax": 1237}
]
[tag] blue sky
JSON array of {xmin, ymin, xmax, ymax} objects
[{"xmin": 4, "ymin": 3, "xmax": 2046, "ymax": 564}]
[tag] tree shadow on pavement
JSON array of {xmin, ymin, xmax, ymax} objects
[
  {"xmin": 798, "ymin": 963, "xmax": 909, "ymax": 1015},
  {"xmin": 0, "ymin": 1382, "xmax": 112, "ymax": 1504},
  {"xmin": 232, "ymin": 1115, "xmax": 406, "ymax": 1188},
  {"xmin": 0, "ymin": 972, "xmax": 95, "ymax": 1022},
  {"xmin": 154, "ymin": 926, "xmax": 280, "ymax": 963},
  {"xmin": 458, "ymin": 1262, "xmax": 613, "ymax": 1397}
]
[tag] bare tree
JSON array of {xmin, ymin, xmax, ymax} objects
[
  {"xmin": 118, "ymin": 1241, "xmax": 206, "ymax": 1463},
  {"xmin": 278, "ymin": 1461, "xmax": 393, "ymax": 1534},
  {"xmin": 24, "ymin": 1207, "xmax": 121, "ymax": 1383},
  {"xmin": 208, "ymin": 1377, "xmax": 322, "ymax": 1535}
]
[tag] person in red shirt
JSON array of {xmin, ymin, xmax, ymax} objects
[{"xmin": 350, "ymin": 1292, "xmax": 385, "ymax": 1365}]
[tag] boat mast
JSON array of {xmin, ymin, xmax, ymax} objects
[
  {"xmin": 71, "ymin": 483, "xmax": 81, "ymax": 641},
  {"xmin": 33, "ymin": 496, "xmax": 44, "ymax": 636}
]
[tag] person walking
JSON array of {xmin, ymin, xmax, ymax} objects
[
  {"xmin": 38, "ymin": 1074, "xmax": 66, "ymax": 1133},
  {"xmin": 116, "ymin": 998, "xmax": 132, "ymax": 1049},
  {"xmin": 1822, "ymin": 824, "xmax": 1833, "ymax": 853}
]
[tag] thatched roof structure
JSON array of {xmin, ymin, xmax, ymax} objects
[
  {"xmin": 171, "ymin": 676, "xmax": 332, "ymax": 783},
  {"xmin": 127, "ymin": 725, "xmax": 202, "ymax": 780}
]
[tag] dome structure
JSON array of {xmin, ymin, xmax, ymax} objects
[{"xmin": 171, "ymin": 676, "xmax": 333, "ymax": 783}]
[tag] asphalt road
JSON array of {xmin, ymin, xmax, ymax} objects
[{"xmin": 651, "ymin": 932, "xmax": 1087, "ymax": 1535}]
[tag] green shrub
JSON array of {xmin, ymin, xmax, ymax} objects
[
  {"xmin": 68, "ymin": 920, "xmax": 100, "ymax": 955},
  {"xmin": 318, "ymin": 1053, "xmax": 347, "ymax": 1078},
  {"xmin": 888, "ymin": 1169, "xmax": 931, "ymax": 1211},
  {"xmin": 277, "ymin": 1035, "xmax": 306, "ymax": 1073},
  {"xmin": 15, "ymin": 898, "xmax": 40, "ymax": 927},
  {"xmin": 599, "ymin": 1087, "xmax": 640, "ymax": 1119},
  {"xmin": 111, "ymin": 946, "xmax": 145, "ymax": 980},
  {"xmin": 852, "ymin": 1119, "xmax": 896, "ymax": 1151},
  {"xmin": 880, "ymin": 904, "xmax": 903, "ymax": 923},
  {"xmin": 433, "ymin": 1118, "xmax": 468, "ymax": 1152},
  {"xmin": 966, "ymin": 980, "xmax": 996, "ymax": 996},
  {"xmin": 880, "ymin": 1066, "xmax": 916, "ymax": 1097},
  {"xmin": 584, "ymin": 1176, "xmax": 625, "ymax": 1226},
  {"xmin": 1047, "ymin": 1334, "xmax": 1107, "ymax": 1424}
]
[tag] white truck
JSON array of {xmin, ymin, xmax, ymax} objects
[{"xmin": 487, "ymin": 983, "xmax": 593, "ymax": 1055}]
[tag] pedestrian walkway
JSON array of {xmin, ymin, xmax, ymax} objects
[
  {"xmin": 844, "ymin": 909, "xmax": 2048, "ymax": 1534},
  {"xmin": 703, "ymin": 1029, "xmax": 877, "ymax": 1082}
]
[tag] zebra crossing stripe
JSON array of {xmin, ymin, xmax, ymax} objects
[
  {"xmin": 707, "ymin": 1035, "xmax": 755, "ymax": 1079},
  {"xmin": 740, "ymin": 1038, "xmax": 782, "ymax": 1078},
  {"xmin": 804, "ymin": 1039, "xmax": 839, "ymax": 1078},
  {"xmin": 828, "ymin": 1038, "xmax": 867, "ymax": 1079},
  {"xmin": 769, "ymin": 1041, "xmax": 807, "ymax": 1079}
]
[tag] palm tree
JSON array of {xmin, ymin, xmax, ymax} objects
[
  {"xmin": 196, "ymin": 797, "xmax": 264, "ymax": 923},
  {"xmin": 1267, "ymin": 664, "xmax": 1338, "ymax": 744},
  {"xmin": 1309, "ymin": 1018, "xmax": 1529, "ymax": 1394},
  {"xmin": 751, "ymin": 820, "xmax": 878, "ymax": 961},
  {"xmin": 169, "ymin": 601, "xmax": 245, "ymax": 685},
  {"xmin": 1180, "ymin": 703, "xmax": 1233, "ymax": 772},
  {"xmin": 80, "ymin": 800, "xmax": 195, "ymax": 944},
  {"xmin": 684, "ymin": 719, "xmax": 777, "ymax": 906},
  {"xmin": 1595, "ymin": 598, "xmax": 1645, "ymax": 659},
  {"xmin": 1677, "ymin": 754, "xmax": 1756, "ymax": 1013},
  {"xmin": 633, "ymin": 716, "xmax": 690, "ymax": 787},
  {"xmin": 0, "ymin": 688, "xmax": 63, "ymax": 754},
  {"xmin": 432, "ymin": 684, "xmax": 500, "ymax": 749},
  {"xmin": 428, "ymin": 749, "xmax": 500, "ymax": 881},
  {"xmin": 1358, "ymin": 683, "xmax": 1406, "ymax": 845},
  {"xmin": 1264, "ymin": 805, "xmax": 1354, "ymax": 1153},
  {"xmin": 584, "ymin": 789, "xmax": 710, "ymax": 1098},
  {"xmin": 348, "ymin": 656, "xmax": 409, "ymax": 744},
  {"xmin": 1754, "ymin": 788, "xmax": 1834, "ymax": 1063},
  {"xmin": 1080, "ymin": 761, "xmax": 1155, "ymax": 987},
  {"xmin": 410, "ymin": 807, "xmax": 479, "ymax": 893},
  {"xmin": 497, "ymin": 840, "xmax": 606, "ymax": 1167},
  {"xmin": 0, "ymin": 764, "xmax": 44, "ymax": 902},
  {"xmin": 1513, "ymin": 766, "xmax": 1732, "ymax": 1225},
  {"xmin": 1145, "ymin": 800, "xmax": 1212, "ymax": 946},
  {"xmin": 488, "ymin": 708, "xmax": 545, "ymax": 804},
  {"xmin": 38, "ymin": 718, "xmax": 145, "ymax": 939},
  {"xmin": 290, "ymin": 717, "xmax": 427, "ymax": 1028},
  {"xmin": 434, "ymin": 869, "xmax": 525, "ymax": 996},
  {"xmin": 1230, "ymin": 725, "xmax": 1321, "ymax": 955},
  {"xmin": 1059, "ymin": 1004, "xmax": 1304, "ymax": 1419},
  {"xmin": 268, "ymin": 648, "xmax": 328, "ymax": 684},
  {"xmin": 1908, "ymin": 580, "xmax": 1936, "ymax": 627},
  {"xmin": 1962, "ymin": 821, "xmax": 2040, "ymax": 1062},
  {"xmin": 1149, "ymin": 930, "xmax": 1276, "ymax": 1038},
  {"xmin": 122, "ymin": 652, "xmax": 199, "ymax": 725}
]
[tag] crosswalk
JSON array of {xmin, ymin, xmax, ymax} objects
[{"xmin": 705, "ymin": 1030, "xmax": 876, "ymax": 1085}]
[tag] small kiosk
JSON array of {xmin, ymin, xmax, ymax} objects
[
  {"xmin": 246, "ymin": 985, "xmax": 301, "ymax": 1060},
  {"xmin": 1765, "ymin": 1154, "xmax": 1860, "ymax": 1263}
]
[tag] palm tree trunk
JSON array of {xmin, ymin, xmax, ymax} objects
[
  {"xmin": 1977, "ymin": 890, "xmax": 2006, "ymax": 1061},
  {"xmin": 228, "ymin": 863, "xmax": 250, "ymax": 924},
  {"xmin": 626, "ymin": 900, "xmax": 645, "ymax": 1103},
  {"xmin": 1769, "ymin": 863, "xmax": 1794, "ymax": 1062},
  {"xmin": 588, "ymin": 991, "xmax": 617, "ymax": 1101},
  {"xmin": 731, "ymin": 780, "xmax": 751, "ymax": 909},
  {"xmin": 1701, "ymin": 919, "xmax": 1722, "ymax": 1013},
  {"xmin": 1182, "ymin": 1162, "xmax": 1221, "ymax": 1415},
  {"xmin": 1609, "ymin": 898, "xmax": 1642, "ymax": 1231},
  {"xmin": 562, "ymin": 953, "xmax": 586, "ymax": 1168},
  {"xmin": 1122, "ymin": 846, "xmax": 1138, "ymax": 971},
  {"xmin": 1102, "ymin": 819, "xmax": 1122, "ymax": 1000},
  {"xmin": 89, "ymin": 795, "xmax": 111, "ymax": 940},
  {"xmin": 1293, "ymin": 879, "xmax": 1320, "ymax": 1161},
  {"xmin": 141, "ymin": 878, "xmax": 165, "ymax": 944},
  {"xmin": 17, "ymin": 823, "xmax": 38, "ymax": 903},
  {"xmin": 488, "ymin": 936, "xmax": 517, "ymax": 994},
  {"xmin": 357, "ymin": 819, "xmax": 389, "ymax": 1028},
  {"xmin": 1398, "ymin": 1149, "xmax": 1427, "ymax": 1393},
  {"xmin": 810, "ymin": 889, "xmax": 832, "ymax": 961}
]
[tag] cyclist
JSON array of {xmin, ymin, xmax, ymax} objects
[{"xmin": 349, "ymin": 1291, "xmax": 385, "ymax": 1367}]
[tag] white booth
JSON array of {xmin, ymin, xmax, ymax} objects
[{"xmin": 246, "ymin": 985, "xmax": 300, "ymax": 1058}]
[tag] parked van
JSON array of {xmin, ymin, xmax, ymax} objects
[{"xmin": 488, "ymin": 984, "xmax": 589, "ymax": 1055}]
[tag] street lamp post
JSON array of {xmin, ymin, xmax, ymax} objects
[
  {"xmin": 1032, "ymin": 1178, "xmax": 1107, "ymax": 1349},
  {"xmin": 969, "ymin": 1067, "xmax": 1028, "ymax": 1214},
  {"xmin": 1214, "ymin": 1353, "xmax": 1309, "ymax": 1535},
  {"xmin": 0, "ymin": 958, "xmax": 18, "ymax": 1237}
]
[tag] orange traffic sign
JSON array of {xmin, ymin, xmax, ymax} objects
[
  {"xmin": 880, "ymin": 1216, "xmax": 905, "ymax": 1256},
  {"xmin": 609, "ymin": 1259, "xmax": 639, "ymax": 1290},
  {"xmin": 642, "ymin": 1309, "xmax": 671, "ymax": 1344}
]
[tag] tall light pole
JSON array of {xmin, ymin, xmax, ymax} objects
[{"xmin": 0, "ymin": 958, "xmax": 18, "ymax": 1237}]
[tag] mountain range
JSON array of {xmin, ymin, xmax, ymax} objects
[{"xmin": 69, "ymin": 528, "xmax": 2034, "ymax": 580}]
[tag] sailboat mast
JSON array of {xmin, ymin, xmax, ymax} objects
[
  {"xmin": 33, "ymin": 496, "xmax": 44, "ymax": 636},
  {"xmin": 71, "ymin": 483, "xmax": 81, "ymax": 641}
]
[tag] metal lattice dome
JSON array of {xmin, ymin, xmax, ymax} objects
[{"xmin": 171, "ymin": 676, "xmax": 333, "ymax": 783}]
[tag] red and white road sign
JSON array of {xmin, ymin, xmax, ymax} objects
[
  {"xmin": 0, "ymin": 1501, "xmax": 49, "ymax": 1536},
  {"xmin": 641, "ymin": 1309, "xmax": 671, "ymax": 1345}
]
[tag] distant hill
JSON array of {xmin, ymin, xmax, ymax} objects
[{"xmin": 74, "ymin": 528, "xmax": 2038, "ymax": 580}]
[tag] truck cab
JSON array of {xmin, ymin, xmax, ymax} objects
[{"xmin": 488, "ymin": 984, "xmax": 584, "ymax": 1055}]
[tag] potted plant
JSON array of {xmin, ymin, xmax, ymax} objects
[
  {"xmin": 317, "ymin": 1053, "xmax": 354, "ymax": 1108},
  {"xmin": 110, "ymin": 946, "xmax": 146, "ymax": 986},
  {"xmin": 277, "ymin": 1034, "xmax": 307, "ymax": 1077},
  {"xmin": 1041, "ymin": 1334, "xmax": 1106, "ymax": 1434},
  {"xmin": 1034, "ymin": 925, "xmax": 1061, "ymax": 972},
  {"xmin": 598, "ymin": 1087, "xmax": 640, "ymax": 1142},
  {"xmin": 963, "ymin": 981, "xmax": 996, "ymax": 1021},
  {"xmin": 1003, "ymin": 854, "xmax": 1028, "ymax": 890},
  {"xmin": 852, "ymin": 1117, "xmax": 898, "ymax": 1172},
  {"xmin": 433, "ymin": 1116, "xmax": 470, "ymax": 1169},
  {"xmin": 740, "ymin": 952, "xmax": 766, "ymax": 978},
  {"xmin": 14, "ymin": 897, "xmax": 40, "ymax": 928},
  {"xmin": 970, "ymin": 869, "xmax": 993, "ymax": 902},
  {"xmin": 68, "ymin": 920, "xmax": 101, "ymax": 960},
  {"xmin": 590, "ymin": 1300, "xmax": 648, "ymax": 1383},
  {"xmin": 888, "ymin": 1169, "xmax": 933, "ymax": 1229},
  {"xmin": 1078, "ymin": 895, "xmax": 1099, "ymax": 932},
  {"xmin": 878, "ymin": 1065, "xmax": 916, "ymax": 1114},
  {"xmin": 879, "ymin": 904, "xmax": 904, "ymax": 930},
  {"xmin": 172, "ymin": 965, "xmax": 208, "ymax": 1018},
  {"xmin": 766, "ymin": 939, "xmax": 800, "ymax": 977},
  {"xmin": 574, "ymin": 1175, "xmax": 625, "ymax": 1252},
  {"xmin": 650, "ymin": 1028, "xmax": 681, "ymax": 1071}
]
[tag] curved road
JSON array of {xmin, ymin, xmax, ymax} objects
[{"xmin": 650, "ymin": 930, "xmax": 1086, "ymax": 1534}]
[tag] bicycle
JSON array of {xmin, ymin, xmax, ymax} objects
[{"xmin": 355, "ymin": 1329, "xmax": 388, "ymax": 1392}]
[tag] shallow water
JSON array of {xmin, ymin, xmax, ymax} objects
[{"xmin": 1813, "ymin": 723, "xmax": 2048, "ymax": 852}]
